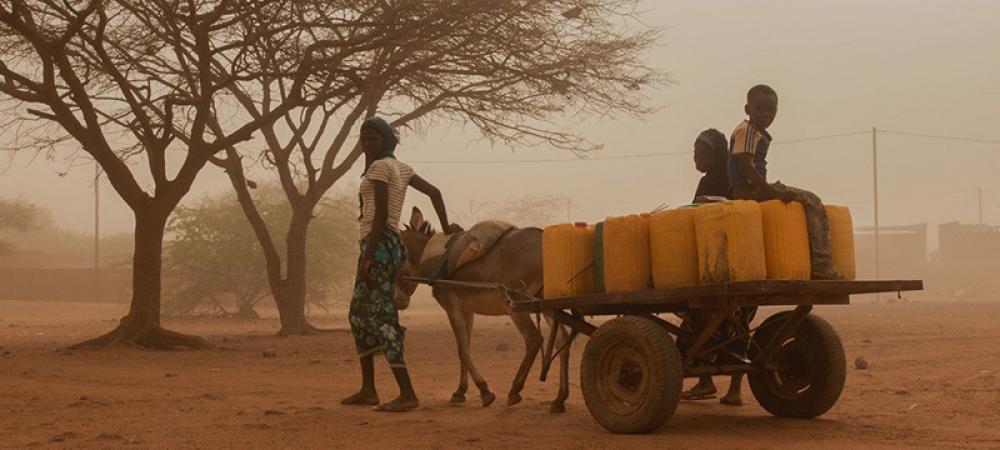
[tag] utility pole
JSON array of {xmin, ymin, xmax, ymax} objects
[
  {"xmin": 94, "ymin": 160, "xmax": 100, "ymax": 302},
  {"xmin": 872, "ymin": 127, "xmax": 880, "ymax": 281},
  {"xmin": 978, "ymin": 186, "xmax": 984, "ymax": 225}
]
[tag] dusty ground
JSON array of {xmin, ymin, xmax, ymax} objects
[{"xmin": 2, "ymin": 294, "xmax": 999, "ymax": 449}]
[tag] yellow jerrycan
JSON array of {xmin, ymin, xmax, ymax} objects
[
  {"xmin": 650, "ymin": 207, "xmax": 699, "ymax": 288},
  {"xmin": 542, "ymin": 223, "xmax": 596, "ymax": 299},
  {"xmin": 759, "ymin": 200, "xmax": 811, "ymax": 280},
  {"xmin": 695, "ymin": 201, "xmax": 767, "ymax": 283},
  {"xmin": 825, "ymin": 205, "xmax": 857, "ymax": 280},
  {"xmin": 602, "ymin": 214, "xmax": 652, "ymax": 293}
]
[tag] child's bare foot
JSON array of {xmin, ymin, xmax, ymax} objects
[
  {"xmin": 341, "ymin": 391, "xmax": 380, "ymax": 406},
  {"xmin": 374, "ymin": 395, "xmax": 419, "ymax": 412},
  {"xmin": 720, "ymin": 393, "xmax": 743, "ymax": 406}
]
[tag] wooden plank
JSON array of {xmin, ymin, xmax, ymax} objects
[
  {"xmin": 539, "ymin": 314, "xmax": 561, "ymax": 383},
  {"xmin": 577, "ymin": 303, "xmax": 690, "ymax": 316},
  {"xmin": 557, "ymin": 295, "xmax": 848, "ymax": 316},
  {"xmin": 526, "ymin": 285, "xmax": 724, "ymax": 312},
  {"xmin": 689, "ymin": 295, "xmax": 850, "ymax": 308},
  {"xmin": 765, "ymin": 280, "xmax": 923, "ymax": 296},
  {"xmin": 645, "ymin": 315, "xmax": 692, "ymax": 340},
  {"xmin": 508, "ymin": 279, "xmax": 920, "ymax": 313}
]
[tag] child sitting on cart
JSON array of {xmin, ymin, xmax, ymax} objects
[
  {"xmin": 729, "ymin": 84, "xmax": 842, "ymax": 280},
  {"xmin": 705, "ymin": 84, "xmax": 844, "ymax": 407}
]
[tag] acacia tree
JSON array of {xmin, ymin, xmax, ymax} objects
[
  {"xmin": 211, "ymin": 0, "xmax": 663, "ymax": 334},
  {"xmin": 163, "ymin": 186, "xmax": 356, "ymax": 318},
  {"xmin": 0, "ymin": 0, "xmax": 353, "ymax": 348},
  {"xmin": 0, "ymin": 196, "xmax": 42, "ymax": 252}
]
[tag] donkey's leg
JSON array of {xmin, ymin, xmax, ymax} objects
[
  {"xmin": 450, "ymin": 311, "xmax": 475, "ymax": 404},
  {"xmin": 444, "ymin": 301, "xmax": 496, "ymax": 407},
  {"xmin": 507, "ymin": 311, "xmax": 543, "ymax": 406},
  {"xmin": 550, "ymin": 324, "xmax": 572, "ymax": 413}
]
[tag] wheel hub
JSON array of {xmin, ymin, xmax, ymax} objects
[
  {"xmin": 598, "ymin": 344, "xmax": 651, "ymax": 416},
  {"xmin": 770, "ymin": 337, "xmax": 817, "ymax": 398}
]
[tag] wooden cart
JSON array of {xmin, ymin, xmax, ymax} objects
[{"xmin": 505, "ymin": 279, "xmax": 924, "ymax": 434}]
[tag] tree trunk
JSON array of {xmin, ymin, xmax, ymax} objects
[
  {"xmin": 275, "ymin": 208, "xmax": 318, "ymax": 335},
  {"xmin": 71, "ymin": 207, "xmax": 212, "ymax": 349},
  {"xmin": 235, "ymin": 296, "xmax": 261, "ymax": 319}
]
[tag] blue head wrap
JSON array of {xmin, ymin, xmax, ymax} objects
[{"xmin": 361, "ymin": 116, "xmax": 398, "ymax": 175}]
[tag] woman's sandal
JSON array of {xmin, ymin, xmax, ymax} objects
[
  {"xmin": 681, "ymin": 385, "xmax": 718, "ymax": 401},
  {"xmin": 681, "ymin": 392, "xmax": 718, "ymax": 401}
]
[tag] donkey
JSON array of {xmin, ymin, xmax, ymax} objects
[{"xmin": 395, "ymin": 207, "xmax": 572, "ymax": 412}]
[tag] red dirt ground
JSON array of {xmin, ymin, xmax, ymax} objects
[{"xmin": 2, "ymin": 295, "xmax": 999, "ymax": 449}]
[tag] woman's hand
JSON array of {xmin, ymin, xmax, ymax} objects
[
  {"xmin": 360, "ymin": 257, "xmax": 373, "ymax": 281},
  {"xmin": 410, "ymin": 175, "xmax": 456, "ymax": 235}
]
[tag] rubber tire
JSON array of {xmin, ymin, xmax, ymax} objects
[
  {"xmin": 748, "ymin": 312, "xmax": 846, "ymax": 418},
  {"xmin": 580, "ymin": 315, "xmax": 683, "ymax": 434}
]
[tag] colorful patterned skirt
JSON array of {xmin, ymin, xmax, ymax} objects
[{"xmin": 349, "ymin": 230, "xmax": 408, "ymax": 368}]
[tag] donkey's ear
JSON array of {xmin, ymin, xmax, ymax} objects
[{"xmin": 409, "ymin": 207, "xmax": 425, "ymax": 230}]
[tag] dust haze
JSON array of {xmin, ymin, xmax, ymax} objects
[
  {"xmin": 5, "ymin": 0, "xmax": 999, "ymax": 299},
  {"xmin": 2, "ymin": 0, "xmax": 999, "ymax": 448}
]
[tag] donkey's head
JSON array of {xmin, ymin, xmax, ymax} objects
[{"xmin": 394, "ymin": 207, "xmax": 435, "ymax": 310}]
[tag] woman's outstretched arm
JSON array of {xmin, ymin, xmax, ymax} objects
[{"xmin": 409, "ymin": 175, "xmax": 455, "ymax": 232}]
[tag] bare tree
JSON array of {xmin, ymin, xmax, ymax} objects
[
  {"xmin": 0, "ymin": 196, "xmax": 44, "ymax": 252},
  {"xmin": 210, "ymin": 0, "xmax": 663, "ymax": 334},
  {"xmin": 0, "ymin": 196, "xmax": 40, "ymax": 230},
  {"xmin": 0, "ymin": 0, "xmax": 348, "ymax": 348}
]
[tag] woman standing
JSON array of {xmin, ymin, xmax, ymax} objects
[{"xmin": 341, "ymin": 117, "xmax": 456, "ymax": 412}]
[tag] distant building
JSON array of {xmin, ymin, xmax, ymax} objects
[
  {"xmin": 0, "ymin": 249, "xmax": 130, "ymax": 303},
  {"xmin": 937, "ymin": 222, "xmax": 1000, "ymax": 262},
  {"xmin": 854, "ymin": 224, "xmax": 928, "ymax": 281},
  {"xmin": 928, "ymin": 222, "xmax": 1000, "ymax": 297}
]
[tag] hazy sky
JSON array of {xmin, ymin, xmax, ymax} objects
[{"xmin": 2, "ymin": 0, "xmax": 999, "ymax": 249}]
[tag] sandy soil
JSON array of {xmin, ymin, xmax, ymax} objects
[{"xmin": 1, "ymin": 295, "xmax": 999, "ymax": 449}]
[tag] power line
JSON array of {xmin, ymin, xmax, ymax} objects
[
  {"xmin": 879, "ymin": 130, "xmax": 1000, "ymax": 145},
  {"xmin": 410, "ymin": 150, "xmax": 690, "ymax": 165},
  {"xmin": 3, "ymin": 128, "xmax": 997, "ymax": 159},
  {"xmin": 771, "ymin": 130, "xmax": 871, "ymax": 145},
  {"xmin": 409, "ymin": 128, "xmax": 1000, "ymax": 165},
  {"xmin": 411, "ymin": 130, "xmax": 871, "ymax": 165}
]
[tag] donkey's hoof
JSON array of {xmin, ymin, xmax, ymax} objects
[
  {"xmin": 480, "ymin": 391, "xmax": 497, "ymax": 407},
  {"xmin": 449, "ymin": 392, "xmax": 466, "ymax": 404},
  {"xmin": 506, "ymin": 393, "xmax": 522, "ymax": 406},
  {"xmin": 549, "ymin": 402, "xmax": 566, "ymax": 414}
]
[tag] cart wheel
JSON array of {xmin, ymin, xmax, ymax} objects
[
  {"xmin": 580, "ymin": 315, "xmax": 682, "ymax": 434},
  {"xmin": 748, "ymin": 312, "xmax": 846, "ymax": 418}
]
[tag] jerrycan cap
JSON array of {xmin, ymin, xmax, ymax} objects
[{"xmin": 574, "ymin": 222, "xmax": 588, "ymax": 227}]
